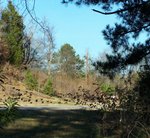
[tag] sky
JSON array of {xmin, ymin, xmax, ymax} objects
[
  {"xmin": 30, "ymin": 0, "xmax": 118, "ymax": 59},
  {"xmin": 22, "ymin": 0, "xmax": 116, "ymax": 59}
]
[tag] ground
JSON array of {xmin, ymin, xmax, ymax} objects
[
  {"xmin": 0, "ymin": 81, "xmax": 149, "ymax": 138},
  {"xmin": 0, "ymin": 108, "xmax": 102, "ymax": 138},
  {"xmin": 0, "ymin": 84, "xmax": 102, "ymax": 138},
  {"xmin": 0, "ymin": 84, "xmax": 75, "ymax": 107}
]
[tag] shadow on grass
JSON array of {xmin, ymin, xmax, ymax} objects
[
  {"xmin": 0, "ymin": 108, "xmax": 149, "ymax": 138},
  {"xmin": 0, "ymin": 108, "xmax": 104, "ymax": 138}
]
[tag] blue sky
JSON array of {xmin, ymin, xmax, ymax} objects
[
  {"xmin": 12, "ymin": 0, "xmax": 116, "ymax": 60},
  {"xmin": 31, "ymin": 0, "xmax": 117, "ymax": 59}
]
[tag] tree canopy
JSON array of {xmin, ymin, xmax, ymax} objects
[
  {"xmin": 0, "ymin": 1, "xmax": 24, "ymax": 66},
  {"xmin": 52, "ymin": 43, "xmax": 84, "ymax": 77},
  {"xmin": 62, "ymin": 0, "xmax": 150, "ymax": 76}
]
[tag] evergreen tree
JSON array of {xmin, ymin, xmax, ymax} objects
[
  {"xmin": 53, "ymin": 43, "xmax": 84, "ymax": 77},
  {"xmin": 62, "ymin": 0, "xmax": 150, "ymax": 109},
  {"xmin": 62, "ymin": 0, "xmax": 150, "ymax": 75},
  {"xmin": 43, "ymin": 78, "xmax": 54, "ymax": 96},
  {"xmin": 0, "ymin": 1, "xmax": 24, "ymax": 66}
]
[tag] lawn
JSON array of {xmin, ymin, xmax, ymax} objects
[
  {"xmin": 0, "ymin": 108, "xmax": 103, "ymax": 138},
  {"xmin": 0, "ymin": 108, "xmax": 149, "ymax": 138}
]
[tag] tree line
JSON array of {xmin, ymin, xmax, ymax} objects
[
  {"xmin": 0, "ymin": 1, "xmax": 87, "ymax": 78},
  {"xmin": 62, "ymin": 0, "xmax": 150, "ymax": 110}
]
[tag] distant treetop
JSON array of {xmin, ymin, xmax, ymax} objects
[{"xmin": 62, "ymin": 0, "xmax": 150, "ymax": 76}]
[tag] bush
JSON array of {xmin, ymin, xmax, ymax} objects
[
  {"xmin": 134, "ymin": 71, "xmax": 150, "ymax": 110},
  {"xmin": 0, "ymin": 97, "xmax": 19, "ymax": 128},
  {"xmin": 3, "ymin": 97, "xmax": 19, "ymax": 112},
  {"xmin": 100, "ymin": 83, "xmax": 115, "ymax": 94},
  {"xmin": 24, "ymin": 70, "xmax": 38, "ymax": 90},
  {"xmin": 43, "ymin": 78, "xmax": 55, "ymax": 96}
]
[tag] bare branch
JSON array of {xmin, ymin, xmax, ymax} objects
[
  {"xmin": 92, "ymin": 2, "xmax": 148, "ymax": 15},
  {"xmin": 92, "ymin": 8, "xmax": 129, "ymax": 15},
  {"xmin": 24, "ymin": 0, "xmax": 45, "ymax": 30},
  {"xmin": 121, "ymin": 24, "xmax": 150, "ymax": 36},
  {"xmin": 32, "ymin": 0, "xmax": 36, "ymax": 11}
]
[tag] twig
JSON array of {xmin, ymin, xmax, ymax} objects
[
  {"xmin": 128, "ymin": 121, "xmax": 150, "ymax": 138},
  {"xmin": 127, "ymin": 121, "xmax": 138, "ymax": 138},
  {"xmin": 136, "ymin": 121, "xmax": 150, "ymax": 137},
  {"xmin": 24, "ymin": 0, "xmax": 45, "ymax": 31}
]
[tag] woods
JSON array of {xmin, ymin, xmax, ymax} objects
[
  {"xmin": 0, "ymin": 0, "xmax": 149, "ymax": 138},
  {"xmin": 63, "ymin": 0, "xmax": 150, "ymax": 110}
]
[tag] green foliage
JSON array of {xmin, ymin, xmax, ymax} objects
[
  {"xmin": 0, "ymin": 1, "xmax": 24, "ymax": 66},
  {"xmin": 64, "ymin": 1, "xmax": 150, "ymax": 77},
  {"xmin": 100, "ymin": 83, "xmax": 115, "ymax": 94},
  {"xmin": 43, "ymin": 78, "xmax": 55, "ymax": 96},
  {"xmin": 3, "ymin": 97, "xmax": 19, "ymax": 112},
  {"xmin": 52, "ymin": 43, "xmax": 84, "ymax": 77},
  {"xmin": 0, "ymin": 97, "xmax": 19, "ymax": 128},
  {"xmin": 25, "ymin": 70, "xmax": 38, "ymax": 90}
]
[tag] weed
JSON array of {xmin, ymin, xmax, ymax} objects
[{"xmin": 100, "ymin": 83, "xmax": 115, "ymax": 94}]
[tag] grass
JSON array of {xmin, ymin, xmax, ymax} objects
[
  {"xmin": 0, "ymin": 108, "xmax": 149, "ymax": 138},
  {"xmin": 0, "ymin": 108, "xmax": 102, "ymax": 138},
  {"xmin": 0, "ymin": 85, "xmax": 149, "ymax": 138},
  {"xmin": 0, "ymin": 84, "xmax": 74, "ymax": 107}
]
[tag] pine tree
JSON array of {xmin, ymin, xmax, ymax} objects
[
  {"xmin": 0, "ymin": 1, "xmax": 24, "ymax": 66},
  {"xmin": 52, "ymin": 43, "xmax": 84, "ymax": 77},
  {"xmin": 62, "ymin": 0, "xmax": 150, "ymax": 75},
  {"xmin": 62, "ymin": 0, "xmax": 150, "ymax": 110}
]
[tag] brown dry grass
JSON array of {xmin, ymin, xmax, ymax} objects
[
  {"xmin": 0, "ymin": 83, "xmax": 74, "ymax": 107},
  {"xmin": 53, "ymin": 72, "xmax": 97, "ymax": 94}
]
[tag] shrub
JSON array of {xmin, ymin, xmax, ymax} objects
[
  {"xmin": 0, "ymin": 97, "xmax": 19, "ymax": 128},
  {"xmin": 100, "ymin": 83, "xmax": 115, "ymax": 94},
  {"xmin": 43, "ymin": 78, "xmax": 55, "ymax": 96},
  {"xmin": 3, "ymin": 97, "xmax": 19, "ymax": 112},
  {"xmin": 24, "ymin": 70, "xmax": 38, "ymax": 90}
]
